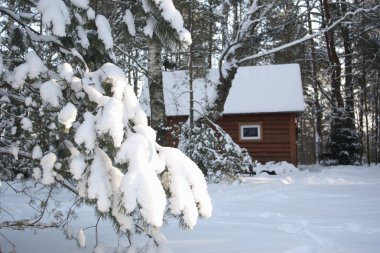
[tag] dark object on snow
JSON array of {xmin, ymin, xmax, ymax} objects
[
  {"xmin": 248, "ymin": 164, "xmax": 255, "ymax": 176},
  {"xmin": 259, "ymin": 170, "xmax": 277, "ymax": 175},
  {"xmin": 319, "ymin": 153, "xmax": 338, "ymax": 166},
  {"xmin": 163, "ymin": 58, "xmax": 177, "ymax": 71}
]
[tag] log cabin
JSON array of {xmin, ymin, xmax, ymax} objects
[{"xmin": 140, "ymin": 64, "xmax": 305, "ymax": 165}]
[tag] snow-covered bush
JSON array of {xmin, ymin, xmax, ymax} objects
[
  {"xmin": 179, "ymin": 120, "xmax": 252, "ymax": 183},
  {"xmin": 0, "ymin": 0, "xmax": 211, "ymax": 250}
]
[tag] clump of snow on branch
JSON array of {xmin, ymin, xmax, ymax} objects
[
  {"xmin": 32, "ymin": 145, "xmax": 43, "ymax": 160},
  {"xmin": 76, "ymin": 26, "xmax": 90, "ymax": 49},
  {"xmin": 117, "ymin": 132, "xmax": 167, "ymax": 227},
  {"xmin": 70, "ymin": 0, "xmax": 89, "ymax": 9},
  {"xmin": 82, "ymin": 80, "xmax": 109, "ymax": 106},
  {"xmin": 6, "ymin": 50, "xmax": 47, "ymax": 89},
  {"xmin": 78, "ymin": 229, "xmax": 86, "ymax": 248},
  {"xmin": 25, "ymin": 51, "xmax": 47, "ymax": 79},
  {"xmin": 74, "ymin": 112, "xmax": 96, "ymax": 150},
  {"xmin": 153, "ymin": 0, "xmax": 192, "ymax": 45},
  {"xmin": 143, "ymin": 16, "xmax": 156, "ymax": 38},
  {"xmin": 96, "ymin": 98, "xmax": 125, "ymax": 147},
  {"xmin": 158, "ymin": 146, "xmax": 212, "ymax": 228},
  {"xmin": 33, "ymin": 167, "xmax": 42, "ymax": 179},
  {"xmin": 68, "ymin": 146, "xmax": 86, "ymax": 180},
  {"xmin": 10, "ymin": 143, "xmax": 19, "ymax": 160},
  {"xmin": 37, "ymin": 0, "xmax": 70, "ymax": 36},
  {"xmin": 40, "ymin": 153, "xmax": 57, "ymax": 184},
  {"xmin": 21, "ymin": 117, "xmax": 33, "ymax": 132},
  {"xmin": 87, "ymin": 8, "xmax": 95, "ymax": 20},
  {"xmin": 40, "ymin": 79, "xmax": 63, "ymax": 107},
  {"xmin": 58, "ymin": 63, "xmax": 74, "ymax": 82},
  {"xmin": 58, "ymin": 103, "xmax": 77, "ymax": 129},
  {"xmin": 123, "ymin": 10, "xmax": 136, "ymax": 36},
  {"xmin": 96, "ymin": 63, "xmax": 126, "ymax": 100},
  {"xmin": 95, "ymin": 15, "xmax": 113, "ymax": 50},
  {"xmin": 87, "ymin": 148, "xmax": 113, "ymax": 212}
]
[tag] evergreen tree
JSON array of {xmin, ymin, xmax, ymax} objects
[{"xmin": 0, "ymin": 1, "xmax": 211, "ymax": 250}]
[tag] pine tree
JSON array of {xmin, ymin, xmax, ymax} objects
[{"xmin": 0, "ymin": 1, "xmax": 211, "ymax": 250}]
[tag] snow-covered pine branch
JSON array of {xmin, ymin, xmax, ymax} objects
[
  {"xmin": 0, "ymin": 0, "xmax": 211, "ymax": 250},
  {"xmin": 141, "ymin": 0, "xmax": 192, "ymax": 48}
]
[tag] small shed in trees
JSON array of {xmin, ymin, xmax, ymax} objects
[{"xmin": 141, "ymin": 64, "xmax": 305, "ymax": 165}]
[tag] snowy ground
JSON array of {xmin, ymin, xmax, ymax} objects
[{"xmin": 1, "ymin": 165, "xmax": 380, "ymax": 253}]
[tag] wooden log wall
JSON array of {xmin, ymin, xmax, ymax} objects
[{"xmin": 166, "ymin": 112, "xmax": 298, "ymax": 165}]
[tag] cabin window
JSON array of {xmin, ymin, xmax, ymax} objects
[{"xmin": 240, "ymin": 123, "xmax": 262, "ymax": 141}]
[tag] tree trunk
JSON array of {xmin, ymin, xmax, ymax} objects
[
  {"xmin": 359, "ymin": 67, "xmax": 365, "ymax": 164},
  {"xmin": 147, "ymin": 36, "xmax": 167, "ymax": 145},
  {"xmin": 340, "ymin": 0, "xmax": 355, "ymax": 130},
  {"xmin": 376, "ymin": 74, "xmax": 380, "ymax": 164},
  {"xmin": 364, "ymin": 78, "xmax": 370, "ymax": 165},
  {"xmin": 320, "ymin": 0, "xmax": 360, "ymax": 165},
  {"xmin": 207, "ymin": 0, "xmax": 214, "ymax": 69},
  {"xmin": 204, "ymin": 65, "xmax": 238, "ymax": 122},
  {"xmin": 306, "ymin": 0, "xmax": 322, "ymax": 162},
  {"xmin": 321, "ymin": 0, "xmax": 344, "ymax": 110},
  {"xmin": 188, "ymin": 0, "xmax": 194, "ymax": 129}
]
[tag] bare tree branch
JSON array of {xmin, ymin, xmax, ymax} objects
[{"xmin": 238, "ymin": 5, "xmax": 380, "ymax": 63}]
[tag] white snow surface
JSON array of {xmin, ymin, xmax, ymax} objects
[
  {"xmin": 140, "ymin": 64, "xmax": 305, "ymax": 117},
  {"xmin": 2, "ymin": 165, "xmax": 380, "ymax": 253}
]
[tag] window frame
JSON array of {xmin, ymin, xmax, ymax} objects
[{"xmin": 239, "ymin": 123, "xmax": 263, "ymax": 141}]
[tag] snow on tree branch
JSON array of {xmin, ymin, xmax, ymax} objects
[
  {"xmin": 37, "ymin": 0, "xmax": 71, "ymax": 37},
  {"xmin": 0, "ymin": 1, "xmax": 212, "ymax": 248}
]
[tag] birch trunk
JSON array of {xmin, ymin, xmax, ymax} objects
[{"xmin": 147, "ymin": 36, "xmax": 167, "ymax": 145}]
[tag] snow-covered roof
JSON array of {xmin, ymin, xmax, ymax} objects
[{"xmin": 140, "ymin": 64, "xmax": 305, "ymax": 117}]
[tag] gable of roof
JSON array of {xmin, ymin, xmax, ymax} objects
[{"xmin": 140, "ymin": 64, "xmax": 305, "ymax": 117}]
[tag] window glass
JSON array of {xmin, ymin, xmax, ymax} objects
[
  {"xmin": 240, "ymin": 124, "xmax": 261, "ymax": 140},
  {"xmin": 243, "ymin": 127, "xmax": 258, "ymax": 137}
]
